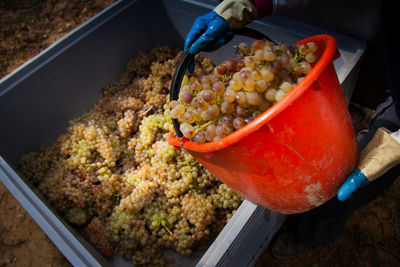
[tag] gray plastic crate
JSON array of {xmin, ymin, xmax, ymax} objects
[{"xmin": 0, "ymin": 0, "xmax": 365, "ymax": 266}]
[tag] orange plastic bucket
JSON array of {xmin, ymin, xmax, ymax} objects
[{"xmin": 168, "ymin": 34, "xmax": 359, "ymax": 214}]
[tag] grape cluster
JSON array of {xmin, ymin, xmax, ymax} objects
[
  {"xmin": 170, "ymin": 40, "xmax": 319, "ymax": 141},
  {"xmin": 19, "ymin": 46, "xmax": 242, "ymax": 266}
]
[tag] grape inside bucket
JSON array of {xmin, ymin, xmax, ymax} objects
[{"xmin": 168, "ymin": 32, "xmax": 358, "ymax": 214}]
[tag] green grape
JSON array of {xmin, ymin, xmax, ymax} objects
[
  {"xmin": 201, "ymin": 110, "xmax": 212, "ymax": 121},
  {"xmin": 187, "ymin": 107, "xmax": 200, "ymax": 121},
  {"xmin": 258, "ymin": 100, "xmax": 270, "ymax": 112},
  {"xmin": 223, "ymin": 88, "xmax": 236, "ymax": 103},
  {"xmin": 260, "ymin": 69, "xmax": 274, "ymax": 82},
  {"xmin": 170, "ymin": 104, "xmax": 185, "ymax": 119},
  {"xmin": 214, "ymin": 64, "xmax": 227, "ymax": 77},
  {"xmin": 279, "ymin": 81, "xmax": 293, "ymax": 93},
  {"xmin": 219, "ymin": 115, "xmax": 233, "ymax": 127},
  {"xmin": 235, "ymin": 105, "xmax": 247, "ymax": 117},
  {"xmin": 192, "ymin": 131, "xmax": 206, "ymax": 143},
  {"xmin": 200, "ymin": 75, "xmax": 211, "ymax": 85},
  {"xmin": 182, "ymin": 92, "xmax": 194, "ymax": 103},
  {"xmin": 263, "ymin": 48, "xmax": 277, "ymax": 62},
  {"xmin": 206, "ymin": 124, "xmax": 217, "ymax": 141},
  {"xmin": 221, "ymin": 101, "xmax": 234, "ymax": 114},
  {"xmin": 251, "ymin": 39, "xmax": 266, "ymax": 51},
  {"xmin": 269, "ymin": 61, "xmax": 281, "ymax": 74},
  {"xmin": 265, "ymin": 88, "xmax": 277, "ymax": 102},
  {"xmin": 233, "ymin": 117, "xmax": 246, "ymax": 129},
  {"xmin": 201, "ymin": 81, "xmax": 211, "ymax": 91},
  {"xmin": 212, "ymin": 81, "xmax": 225, "ymax": 95},
  {"xmin": 223, "ymin": 60, "xmax": 237, "ymax": 73},
  {"xmin": 192, "ymin": 96, "xmax": 209, "ymax": 110},
  {"xmin": 305, "ymin": 53, "xmax": 317, "ymax": 63},
  {"xmin": 237, "ymin": 42, "xmax": 249, "ymax": 54},
  {"xmin": 242, "ymin": 78, "xmax": 256, "ymax": 92},
  {"xmin": 246, "ymin": 91, "xmax": 262, "ymax": 106},
  {"xmin": 175, "ymin": 104, "xmax": 185, "ymax": 114},
  {"xmin": 215, "ymin": 124, "xmax": 229, "ymax": 138},
  {"xmin": 255, "ymin": 79, "xmax": 268, "ymax": 93},
  {"xmin": 202, "ymin": 90, "xmax": 216, "ymax": 103},
  {"xmin": 254, "ymin": 50, "xmax": 264, "ymax": 61},
  {"xmin": 298, "ymin": 43, "xmax": 310, "ymax": 55},
  {"xmin": 190, "ymin": 80, "xmax": 202, "ymax": 92},
  {"xmin": 169, "ymin": 100, "xmax": 179, "ymax": 109},
  {"xmin": 300, "ymin": 61, "xmax": 312, "ymax": 74},
  {"xmin": 239, "ymin": 70, "xmax": 251, "ymax": 82},
  {"xmin": 307, "ymin": 42, "xmax": 318, "ymax": 53},
  {"xmin": 275, "ymin": 90, "xmax": 287, "ymax": 101},
  {"xmin": 206, "ymin": 104, "xmax": 220, "ymax": 119},
  {"xmin": 235, "ymin": 91, "xmax": 247, "ymax": 106},
  {"xmin": 251, "ymin": 69, "xmax": 262, "ymax": 80},
  {"xmin": 278, "ymin": 54, "xmax": 289, "ymax": 67},
  {"xmin": 243, "ymin": 56, "xmax": 255, "ymax": 68},
  {"xmin": 180, "ymin": 122, "xmax": 195, "ymax": 138},
  {"xmin": 182, "ymin": 111, "xmax": 196, "ymax": 123},
  {"xmin": 229, "ymin": 78, "xmax": 242, "ymax": 91}
]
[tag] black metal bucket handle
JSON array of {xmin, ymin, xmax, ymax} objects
[{"xmin": 170, "ymin": 28, "xmax": 275, "ymax": 137}]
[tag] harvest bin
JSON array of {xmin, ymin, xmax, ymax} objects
[{"xmin": 0, "ymin": 0, "xmax": 365, "ymax": 266}]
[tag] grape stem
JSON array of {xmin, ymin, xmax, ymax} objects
[
  {"xmin": 161, "ymin": 221, "xmax": 173, "ymax": 235},
  {"xmin": 222, "ymin": 73, "xmax": 232, "ymax": 82},
  {"xmin": 194, "ymin": 118, "xmax": 218, "ymax": 133},
  {"xmin": 234, "ymin": 45, "xmax": 247, "ymax": 56},
  {"xmin": 275, "ymin": 42, "xmax": 282, "ymax": 53},
  {"xmin": 143, "ymin": 107, "xmax": 153, "ymax": 116},
  {"xmin": 294, "ymin": 52, "xmax": 304, "ymax": 61},
  {"xmin": 113, "ymin": 191, "xmax": 121, "ymax": 204},
  {"xmin": 178, "ymin": 159, "xmax": 198, "ymax": 166},
  {"xmin": 212, "ymin": 95, "xmax": 223, "ymax": 106}
]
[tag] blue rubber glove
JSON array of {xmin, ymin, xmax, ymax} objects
[
  {"xmin": 337, "ymin": 169, "xmax": 369, "ymax": 201},
  {"xmin": 184, "ymin": 11, "xmax": 234, "ymax": 73}
]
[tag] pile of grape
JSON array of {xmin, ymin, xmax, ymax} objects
[
  {"xmin": 19, "ymin": 47, "xmax": 242, "ymax": 266},
  {"xmin": 170, "ymin": 39, "xmax": 319, "ymax": 141}
]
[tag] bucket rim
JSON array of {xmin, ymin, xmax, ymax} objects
[{"xmin": 168, "ymin": 34, "xmax": 339, "ymax": 153}]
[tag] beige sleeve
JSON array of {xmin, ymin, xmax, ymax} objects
[
  {"xmin": 358, "ymin": 127, "xmax": 400, "ymax": 182},
  {"xmin": 213, "ymin": 0, "xmax": 258, "ymax": 29},
  {"xmin": 214, "ymin": 0, "xmax": 318, "ymax": 29}
]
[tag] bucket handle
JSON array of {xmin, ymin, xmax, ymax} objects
[{"xmin": 170, "ymin": 28, "xmax": 275, "ymax": 137}]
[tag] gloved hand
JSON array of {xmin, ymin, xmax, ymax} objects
[
  {"xmin": 184, "ymin": 11, "xmax": 234, "ymax": 73},
  {"xmin": 184, "ymin": 11, "xmax": 234, "ymax": 55},
  {"xmin": 184, "ymin": 0, "xmax": 259, "ymax": 73},
  {"xmin": 337, "ymin": 169, "xmax": 369, "ymax": 201}
]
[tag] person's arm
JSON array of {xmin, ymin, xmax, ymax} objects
[
  {"xmin": 337, "ymin": 127, "xmax": 400, "ymax": 201},
  {"xmin": 185, "ymin": 0, "xmax": 314, "ymax": 57}
]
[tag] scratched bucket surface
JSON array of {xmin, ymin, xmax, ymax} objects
[{"xmin": 168, "ymin": 34, "xmax": 359, "ymax": 214}]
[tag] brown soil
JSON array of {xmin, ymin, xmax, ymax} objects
[
  {"xmin": 0, "ymin": 1, "xmax": 399, "ymax": 266},
  {"xmin": 0, "ymin": 182, "xmax": 71, "ymax": 267}
]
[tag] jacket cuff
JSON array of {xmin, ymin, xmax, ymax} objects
[{"xmin": 214, "ymin": 0, "xmax": 258, "ymax": 29}]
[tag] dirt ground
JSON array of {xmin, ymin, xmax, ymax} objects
[{"xmin": 0, "ymin": 1, "xmax": 399, "ymax": 266}]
